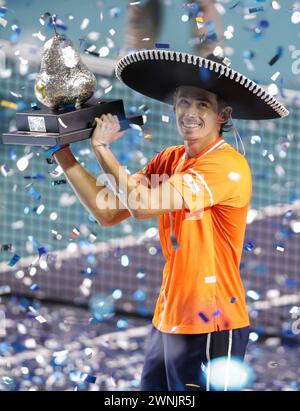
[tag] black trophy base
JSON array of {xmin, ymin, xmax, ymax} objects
[
  {"xmin": 2, "ymin": 116, "xmax": 143, "ymax": 146},
  {"xmin": 1, "ymin": 98, "xmax": 144, "ymax": 146}
]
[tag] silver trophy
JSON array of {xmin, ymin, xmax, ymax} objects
[{"xmin": 2, "ymin": 14, "xmax": 143, "ymax": 146}]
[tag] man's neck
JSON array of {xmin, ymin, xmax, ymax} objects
[{"xmin": 184, "ymin": 133, "xmax": 220, "ymax": 159}]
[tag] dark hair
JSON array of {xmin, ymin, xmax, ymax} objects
[{"xmin": 173, "ymin": 88, "xmax": 233, "ymax": 136}]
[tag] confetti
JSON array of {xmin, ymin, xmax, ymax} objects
[
  {"xmin": 109, "ymin": 7, "xmax": 122, "ymax": 18},
  {"xmin": 155, "ymin": 43, "xmax": 170, "ymax": 49},
  {"xmin": 212, "ymin": 310, "xmax": 221, "ymax": 317},
  {"xmin": 39, "ymin": 11, "xmax": 51, "ymax": 26},
  {"xmin": 83, "ymin": 374, "xmax": 97, "ymax": 384},
  {"xmin": 52, "ymin": 179, "xmax": 67, "ymax": 186},
  {"xmin": 198, "ymin": 312, "xmax": 209, "ymax": 323},
  {"xmin": 80, "ymin": 17, "xmax": 90, "ymax": 30},
  {"xmin": 249, "ymin": 7, "xmax": 264, "ymax": 13},
  {"xmin": 8, "ymin": 254, "xmax": 21, "ymax": 267},
  {"xmin": 38, "ymin": 246, "xmax": 47, "ymax": 256},
  {"xmin": 247, "ymin": 290, "xmax": 260, "ymax": 300},
  {"xmin": 271, "ymin": 71, "xmax": 280, "ymax": 81},
  {"xmin": 30, "ymin": 283, "xmax": 40, "ymax": 291},
  {"xmin": 229, "ymin": 1, "xmax": 240, "ymax": 9},
  {"xmin": 205, "ymin": 276, "xmax": 217, "ymax": 284},
  {"xmin": 71, "ymin": 228, "xmax": 80, "ymax": 237},
  {"xmin": 291, "ymin": 11, "xmax": 300, "ymax": 24},
  {"xmin": 0, "ymin": 100, "xmax": 18, "ymax": 109},
  {"xmin": 0, "ymin": 164, "xmax": 12, "ymax": 177},
  {"xmin": 28, "ymin": 186, "xmax": 42, "ymax": 201},
  {"xmin": 268, "ymin": 47, "xmax": 283, "ymax": 66},
  {"xmin": 195, "ymin": 16, "xmax": 204, "ymax": 29},
  {"xmin": 30, "ymin": 102, "xmax": 40, "ymax": 110},
  {"xmin": 0, "ymin": 243, "xmax": 12, "ymax": 251},
  {"xmin": 170, "ymin": 234, "xmax": 180, "ymax": 250},
  {"xmin": 230, "ymin": 297, "xmax": 236, "ymax": 303},
  {"xmin": 0, "ymin": 285, "xmax": 11, "ymax": 295},
  {"xmin": 0, "ymin": 17, "xmax": 7, "ymax": 27},
  {"xmin": 32, "ymin": 32, "xmax": 46, "ymax": 42},
  {"xmin": 35, "ymin": 315, "xmax": 47, "ymax": 324},
  {"xmin": 58, "ymin": 118, "xmax": 68, "ymax": 128},
  {"xmin": 244, "ymin": 241, "xmax": 254, "ymax": 253}
]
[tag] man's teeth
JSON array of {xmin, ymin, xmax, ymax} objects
[{"xmin": 183, "ymin": 123, "xmax": 201, "ymax": 128}]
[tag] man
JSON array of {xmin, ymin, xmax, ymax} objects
[{"xmin": 52, "ymin": 51, "xmax": 288, "ymax": 390}]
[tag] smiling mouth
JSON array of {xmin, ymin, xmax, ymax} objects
[{"xmin": 181, "ymin": 120, "xmax": 203, "ymax": 129}]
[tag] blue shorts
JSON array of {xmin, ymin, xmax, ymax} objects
[{"xmin": 140, "ymin": 325, "xmax": 250, "ymax": 391}]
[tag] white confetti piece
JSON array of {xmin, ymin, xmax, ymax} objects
[
  {"xmin": 58, "ymin": 117, "xmax": 68, "ymax": 128},
  {"xmin": 205, "ymin": 276, "xmax": 217, "ymax": 284},
  {"xmin": 228, "ymin": 171, "xmax": 240, "ymax": 182},
  {"xmin": 80, "ymin": 18, "xmax": 90, "ymax": 30}
]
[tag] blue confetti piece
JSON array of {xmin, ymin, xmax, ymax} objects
[
  {"xmin": 28, "ymin": 186, "xmax": 42, "ymax": 201},
  {"xmin": 8, "ymin": 254, "xmax": 21, "ymax": 267},
  {"xmin": 24, "ymin": 173, "xmax": 46, "ymax": 180},
  {"xmin": 268, "ymin": 47, "xmax": 283, "ymax": 66},
  {"xmin": 285, "ymin": 278, "xmax": 297, "ymax": 287},
  {"xmin": 198, "ymin": 312, "xmax": 209, "ymax": 323},
  {"xmin": 155, "ymin": 43, "xmax": 170, "ymax": 49},
  {"xmin": 133, "ymin": 289, "xmax": 146, "ymax": 302},
  {"xmin": 84, "ymin": 374, "xmax": 96, "ymax": 384},
  {"xmin": 212, "ymin": 310, "xmax": 221, "ymax": 317},
  {"xmin": 243, "ymin": 241, "xmax": 254, "ymax": 253},
  {"xmin": 11, "ymin": 341, "xmax": 27, "ymax": 352},
  {"xmin": 38, "ymin": 246, "xmax": 47, "ymax": 256},
  {"xmin": 229, "ymin": 1, "xmax": 240, "ymax": 9},
  {"xmin": 0, "ymin": 7, "xmax": 7, "ymax": 16},
  {"xmin": 43, "ymin": 145, "xmax": 63, "ymax": 156},
  {"xmin": 249, "ymin": 6, "xmax": 264, "ymax": 13},
  {"xmin": 254, "ymin": 265, "xmax": 268, "ymax": 274},
  {"xmin": 52, "ymin": 179, "xmax": 67, "ymax": 186},
  {"xmin": 259, "ymin": 19, "xmax": 269, "ymax": 29},
  {"xmin": 243, "ymin": 50, "xmax": 255, "ymax": 59},
  {"xmin": 230, "ymin": 297, "xmax": 236, "ymax": 303},
  {"xmin": 30, "ymin": 102, "xmax": 40, "ymax": 110},
  {"xmin": 30, "ymin": 283, "xmax": 40, "ymax": 291},
  {"xmin": 19, "ymin": 297, "xmax": 30, "ymax": 311}
]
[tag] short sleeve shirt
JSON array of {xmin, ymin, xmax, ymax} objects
[{"xmin": 135, "ymin": 136, "xmax": 252, "ymax": 334}]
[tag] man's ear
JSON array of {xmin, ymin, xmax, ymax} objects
[{"xmin": 217, "ymin": 106, "xmax": 232, "ymax": 124}]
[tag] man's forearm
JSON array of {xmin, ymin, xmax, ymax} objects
[
  {"xmin": 53, "ymin": 147, "xmax": 127, "ymax": 225},
  {"xmin": 92, "ymin": 144, "xmax": 149, "ymax": 216}
]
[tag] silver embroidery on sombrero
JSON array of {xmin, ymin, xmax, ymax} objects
[{"xmin": 115, "ymin": 50, "xmax": 289, "ymax": 118}]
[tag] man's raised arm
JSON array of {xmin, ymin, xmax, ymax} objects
[{"xmin": 53, "ymin": 146, "xmax": 133, "ymax": 227}]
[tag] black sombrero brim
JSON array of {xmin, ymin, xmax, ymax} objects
[{"xmin": 115, "ymin": 50, "xmax": 289, "ymax": 120}]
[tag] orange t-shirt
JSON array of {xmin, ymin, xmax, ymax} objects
[{"xmin": 136, "ymin": 136, "xmax": 252, "ymax": 334}]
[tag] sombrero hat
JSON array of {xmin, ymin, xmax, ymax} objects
[{"xmin": 115, "ymin": 49, "xmax": 289, "ymax": 120}]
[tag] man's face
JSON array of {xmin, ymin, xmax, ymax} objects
[{"xmin": 174, "ymin": 86, "xmax": 221, "ymax": 141}]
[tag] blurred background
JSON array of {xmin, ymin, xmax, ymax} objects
[{"xmin": 0, "ymin": 0, "xmax": 300, "ymax": 391}]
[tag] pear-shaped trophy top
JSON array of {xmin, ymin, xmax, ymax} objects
[{"xmin": 34, "ymin": 14, "xmax": 96, "ymax": 109}]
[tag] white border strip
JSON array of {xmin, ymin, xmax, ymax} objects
[{"xmin": 224, "ymin": 329, "xmax": 233, "ymax": 391}]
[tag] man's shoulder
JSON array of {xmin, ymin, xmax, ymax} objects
[{"xmin": 207, "ymin": 142, "xmax": 251, "ymax": 169}]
